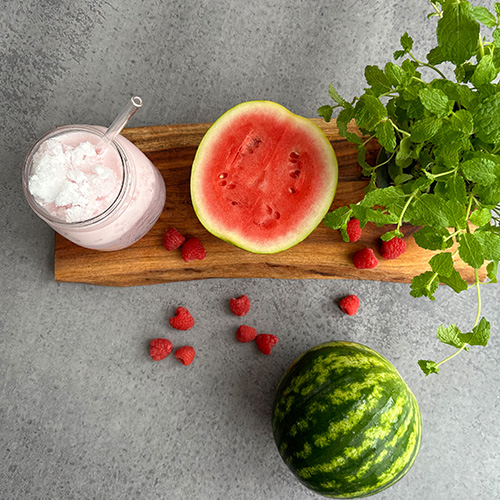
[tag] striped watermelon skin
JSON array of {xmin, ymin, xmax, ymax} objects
[{"xmin": 272, "ymin": 341, "xmax": 422, "ymax": 498}]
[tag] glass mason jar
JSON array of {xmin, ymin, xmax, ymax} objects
[{"xmin": 22, "ymin": 125, "xmax": 166, "ymax": 251}]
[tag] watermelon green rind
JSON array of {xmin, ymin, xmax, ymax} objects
[
  {"xmin": 190, "ymin": 100, "xmax": 338, "ymax": 254},
  {"xmin": 272, "ymin": 341, "xmax": 422, "ymax": 498}
]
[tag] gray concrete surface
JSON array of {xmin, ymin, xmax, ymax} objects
[{"xmin": 1, "ymin": 1, "xmax": 499, "ymax": 499}]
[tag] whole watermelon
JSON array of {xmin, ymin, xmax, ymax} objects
[{"xmin": 272, "ymin": 341, "xmax": 422, "ymax": 498}]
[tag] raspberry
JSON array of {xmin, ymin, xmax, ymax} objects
[
  {"xmin": 174, "ymin": 345, "xmax": 196, "ymax": 366},
  {"xmin": 255, "ymin": 334, "xmax": 278, "ymax": 355},
  {"xmin": 149, "ymin": 338, "xmax": 173, "ymax": 361},
  {"xmin": 163, "ymin": 227, "xmax": 186, "ymax": 251},
  {"xmin": 346, "ymin": 218, "xmax": 362, "ymax": 242},
  {"xmin": 229, "ymin": 295, "xmax": 250, "ymax": 316},
  {"xmin": 182, "ymin": 237, "xmax": 206, "ymax": 262},
  {"xmin": 236, "ymin": 325, "xmax": 257, "ymax": 343},
  {"xmin": 169, "ymin": 306, "xmax": 195, "ymax": 330},
  {"xmin": 339, "ymin": 295, "xmax": 360, "ymax": 316},
  {"xmin": 353, "ymin": 248, "xmax": 379, "ymax": 269},
  {"xmin": 381, "ymin": 237, "xmax": 407, "ymax": 260}
]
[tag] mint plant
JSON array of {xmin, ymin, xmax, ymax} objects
[{"xmin": 319, "ymin": 0, "xmax": 500, "ymax": 375}]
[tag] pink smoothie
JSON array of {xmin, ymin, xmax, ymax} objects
[{"xmin": 23, "ymin": 125, "xmax": 166, "ymax": 251}]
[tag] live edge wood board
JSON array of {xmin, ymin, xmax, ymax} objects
[{"xmin": 54, "ymin": 119, "xmax": 480, "ymax": 287}]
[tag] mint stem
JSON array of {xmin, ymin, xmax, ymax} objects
[
  {"xmin": 429, "ymin": 1, "xmax": 442, "ymax": 18},
  {"xmin": 435, "ymin": 344, "xmax": 467, "ymax": 369},
  {"xmin": 396, "ymin": 191, "xmax": 416, "ymax": 232},
  {"xmin": 388, "ymin": 119, "xmax": 411, "ymax": 137},
  {"xmin": 435, "ymin": 269, "xmax": 482, "ymax": 371},
  {"xmin": 473, "ymin": 268, "xmax": 482, "ymax": 328}
]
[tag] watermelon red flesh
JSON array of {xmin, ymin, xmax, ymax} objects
[
  {"xmin": 191, "ymin": 101, "xmax": 338, "ymax": 253},
  {"xmin": 272, "ymin": 342, "xmax": 422, "ymax": 498}
]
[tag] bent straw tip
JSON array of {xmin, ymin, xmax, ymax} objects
[{"xmin": 131, "ymin": 96, "xmax": 143, "ymax": 107}]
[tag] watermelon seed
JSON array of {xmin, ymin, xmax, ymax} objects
[
  {"xmin": 220, "ymin": 180, "xmax": 227, "ymax": 186},
  {"xmin": 265, "ymin": 205, "xmax": 273, "ymax": 214},
  {"xmin": 290, "ymin": 170, "xmax": 301, "ymax": 179},
  {"xmin": 289, "ymin": 187, "xmax": 296, "ymax": 194},
  {"xmin": 219, "ymin": 172, "xmax": 228, "ymax": 179},
  {"xmin": 231, "ymin": 201, "xmax": 238, "ymax": 206},
  {"xmin": 227, "ymin": 184, "xmax": 236, "ymax": 190},
  {"xmin": 289, "ymin": 158, "xmax": 298, "ymax": 164},
  {"xmin": 274, "ymin": 212, "xmax": 281, "ymax": 220},
  {"xmin": 290, "ymin": 151, "xmax": 300, "ymax": 159}
]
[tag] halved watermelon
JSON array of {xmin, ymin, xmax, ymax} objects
[{"xmin": 190, "ymin": 101, "xmax": 338, "ymax": 253}]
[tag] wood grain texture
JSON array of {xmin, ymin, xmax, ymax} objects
[{"xmin": 54, "ymin": 119, "xmax": 481, "ymax": 287}]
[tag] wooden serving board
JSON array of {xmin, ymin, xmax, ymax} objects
[{"xmin": 54, "ymin": 119, "xmax": 479, "ymax": 287}]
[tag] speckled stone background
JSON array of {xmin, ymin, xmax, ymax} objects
[{"xmin": 1, "ymin": 1, "xmax": 499, "ymax": 499}]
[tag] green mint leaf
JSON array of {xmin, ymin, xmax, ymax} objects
[
  {"xmin": 471, "ymin": 55, "xmax": 498, "ymax": 87},
  {"xmin": 410, "ymin": 271, "xmax": 439, "ymax": 300},
  {"xmin": 318, "ymin": 105, "xmax": 333, "ymax": 122},
  {"xmin": 400, "ymin": 32, "xmax": 414, "ymax": 51},
  {"xmin": 336, "ymin": 107, "xmax": 355, "ymax": 137},
  {"xmin": 354, "ymin": 95, "xmax": 387, "ymax": 130},
  {"xmin": 364, "ymin": 173, "xmax": 378, "ymax": 194},
  {"xmin": 394, "ymin": 173, "xmax": 414, "ymax": 185},
  {"xmin": 432, "ymin": 123, "xmax": 470, "ymax": 152},
  {"xmin": 381, "ymin": 229, "xmax": 404, "ymax": 241},
  {"xmin": 437, "ymin": 1, "xmax": 480, "ymax": 65},
  {"xmin": 439, "ymin": 268, "xmax": 468, "ymax": 293},
  {"xmin": 419, "ymin": 87, "xmax": 453, "ymax": 118},
  {"xmin": 364, "ymin": 65, "xmax": 392, "ymax": 96},
  {"xmin": 474, "ymin": 230, "xmax": 500, "ymax": 261},
  {"xmin": 402, "ymin": 84, "xmax": 420, "ymax": 102},
  {"xmin": 446, "ymin": 83, "xmax": 475, "ymax": 109},
  {"xmin": 429, "ymin": 252, "xmax": 454, "ymax": 278},
  {"xmin": 324, "ymin": 206, "xmax": 352, "ymax": 231},
  {"xmin": 409, "ymin": 175, "xmax": 434, "ymax": 193},
  {"xmin": 328, "ymin": 84, "xmax": 348, "ymax": 107},
  {"xmin": 404, "ymin": 84, "xmax": 422, "ymax": 103},
  {"xmin": 458, "ymin": 232, "xmax": 484, "ymax": 269},
  {"xmin": 493, "ymin": 28, "xmax": 500, "ymax": 47},
  {"xmin": 472, "ymin": 6, "xmax": 497, "ymax": 27},
  {"xmin": 469, "ymin": 208, "xmax": 493, "ymax": 227},
  {"xmin": 351, "ymin": 205, "xmax": 399, "ymax": 226},
  {"xmin": 433, "ymin": 179, "xmax": 451, "ymax": 201},
  {"xmin": 437, "ymin": 324, "xmax": 465, "ymax": 348},
  {"xmin": 476, "ymin": 182, "xmax": 500, "ymax": 206},
  {"xmin": 394, "ymin": 49, "xmax": 407, "ymax": 60},
  {"xmin": 375, "ymin": 120, "xmax": 396, "ymax": 152},
  {"xmin": 460, "ymin": 152, "xmax": 500, "ymax": 186},
  {"xmin": 487, "ymin": 260, "xmax": 498, "ymax": 282},
  {"xmin": 445, "ymin": 199, "xmax": 468, "ymax": 230},
  {"xmin": 345, "ymin": 131, "xmax": 363, "ymax": 144},
  {"xmin": 407, "ymin": 194, "xmax": 454, "ymax": 228},
  {"xmin": 459, "ymin": 317, "xmax": 491, "ymax": 346},
  {"xmin": 449, "ymin": 109, "xmax": 474, "ymax": 136},
  {"xmin": 455, "ymin": 62, "xmax": 476, "ymax": 84},
  {"xmin": 406, "ymin": 97, "xmax": 425, "ymax": 120},
  {"xmin": 396, "ymin": 137, "xmax": 413, "ymax": 168},
  {"xmin": 418, "ymin": 359, "xmax": 440, "ymax": 376},
  {"xmin": 410, "ymin": 116, "xmax": 442, "ymax": 143},
  {"xmin": 358, "ymin": 186, "xmax": 407, "ymax": 211},
  {"xmin": 356, "ymin": 145, "xmax": 372, "ymax": 176},
  {"xmin": 445, "ymin": 176, "xmax": 467, "ymax": 205},
  {"xmin": 402, "ymin": 59, "xmax": 417, "ymax": 78},
  {"xmin": 427, "ymin": 46, "xmax": 445, "ymax": 65},
  {"xmin": 385, "ymin": 62, "xmax": 410, "ymax": 88},
  {"xmin": 473, "ymin": 93, "xmax": 500, "ymax": 144},
  {"xmin": 495, "ymin": 2, "xmax": 500, "ymax": 17}
]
